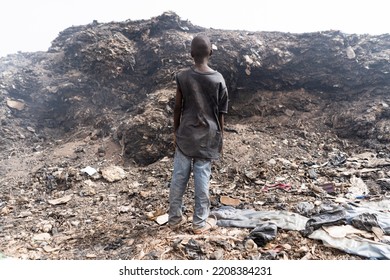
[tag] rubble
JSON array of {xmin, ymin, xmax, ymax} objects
[{"xmin": 0, "ymin": 12, "xmax": 390, "ymax": 260}]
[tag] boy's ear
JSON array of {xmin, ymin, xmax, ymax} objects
[{"xmin": 209, "ymin": 49, "xmax": 213, "ymax": 56}]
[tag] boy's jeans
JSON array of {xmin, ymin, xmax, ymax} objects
[{"xmin": 168, "ymin": 148, "xmax": 211, "ymax": 229}]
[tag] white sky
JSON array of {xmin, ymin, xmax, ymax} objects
[{"xmin": 0, "ymin": 0, "xmax": 389, "ymax": 57}]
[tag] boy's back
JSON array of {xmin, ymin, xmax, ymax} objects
[{"xmin": 175, "ymin": 66, "xmax": 228, "ymax": 159}]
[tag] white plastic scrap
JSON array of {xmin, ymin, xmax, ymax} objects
[{"xmin": 80, "ymin": 166, "xmax": 98, "ymax": 176}]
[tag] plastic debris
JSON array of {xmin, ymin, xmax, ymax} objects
[
  {"xmin": 309, "ymin": 228, "xmax": 390, "ymax": 260},
  {"xmin": 80, "ymin": 166, "xmax": 98, "ymax": 176},
  {"xmin": 156, "ymin": 213, "xmax": 169, "ymax": 225},
  {"xmin": 346, "ymin": 175, "xmax": 369, "ymax": 200},
  {"xmin": 185, "ymin": 238, "xmax": 205, "ymax": 260},
  {"xmin": 351, "ymin": 213, "xmax": 382, "ymax": 233},
  {"xmin": 248, "ymin": 222, "xmax": 278, "ymax": 247}
]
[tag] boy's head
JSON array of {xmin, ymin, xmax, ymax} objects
[{"xmin": 191, "ymin": 34, "xmax": 212, "ymax": 59}]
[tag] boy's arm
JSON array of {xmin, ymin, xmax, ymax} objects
[
  {"xmin": 218, "ymin": 113, "xmax": 225, "ymax": 155},
  {"xmin": 173, "ymin": 86, "xmax": 183, "ymax": 145}
]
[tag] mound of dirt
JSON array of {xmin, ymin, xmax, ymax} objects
[{"xmin": 1, "ymin": 12, "xmax": 390, "ymax": 260}]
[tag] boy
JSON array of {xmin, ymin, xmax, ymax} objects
[{"xmin": 168, "ymin": 34, "xmax": 228, "ymax": 234}]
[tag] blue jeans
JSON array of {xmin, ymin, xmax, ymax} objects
[{"xmin": 169, "ymin": 148, "xmax": 212, "ymax": 229}]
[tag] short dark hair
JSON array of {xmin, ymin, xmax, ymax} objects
[{"xmin": 191, "ymin": 35, "xmax": 211, "ymax": 59}]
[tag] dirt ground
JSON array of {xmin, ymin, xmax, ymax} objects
[
  {"xmin": 1, "ymin": 12, "xmax": 390, "ymax": 260},
  {"xmin": 1, "ymin": 87, "xmax": 389, "ymax": 260}
]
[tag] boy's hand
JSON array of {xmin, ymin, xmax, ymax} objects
[
  {"xmin": 219, "ymin": 144, "xmax": 223, "ymax": 158},
  {"xmin": 173, "ymin": 133, "xmax": 176, "ymax": 149}
]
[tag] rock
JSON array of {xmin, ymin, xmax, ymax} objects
[
  {"xmin": 139, "ymin": 191, "xmax": 151, "ymax": 198},
  {"xmin": 307, "ymin": 169, "xmax": 317, "ymax": 179},
  {"xmin": 268, "ymin": 159, "xmax": 277, "ymax": 165},
  {"xmin": 118, "ymin": 205, "xmax": 131, "ymax": 213},
  {"xmin": 346, "ymin": 176, "xmax": 369, "ymax": 199},
  {"xmin": 284, "ymin": 109, "xmax": 294, "ymax": 117},
  {"xmin": 18, "ymin": 211, "xmax": 33, "ymax": 218},
  {"xmin": 0, "ymin": 206, "xmax": 10, "ymax": 215},
  {"xmin": 6, "ymin": 99, "xmax": 25, "ymax": 110},
  {"xmin": 377, "ymin": 178, "xmax": 390, "ymax": 190},
  {"xmin": 298, "ymin": 245, "xmax": 310, "ymax": 253},
  {"xmin": 210, "ymin": 249, "xmax": 224, "ymax": 260},
  {"xmin": 43, "ymin": 245, "xmax": 59, "ymax": 253},
  {"xmin": 47, "ymin": 194, "xmax": 73, "ymax": 205},
  {"xmin": 101, "ymin": 166, "xmax": 127, "ymax": 182},
  {"xmin": 220, "ymin": 196, "xmax": 241, "ymax": 206},
  {"xmin": 42, "ymin": 223, "xmax": 53, "ymax": 233},
  {"xmin": 26, "ymin": 126, "xmax": 35, "ymax": 133},
  {"xmin": 244, "ymin": 239, "xmax": 258, "ymax": 251},
  {"xmin": 346, "ymin": 46, "xmax": 356, "ymax": 59},
  {"xmin": 70, "ymin": 221, "xmax": 80, "ymax": 227},
  {"xmin": 32, "ymin": 233, "xmax": 51, "ymax": 242},
  {"xmin": 80, "ymin": 179, "xmax": 97, "ymax": 196}
]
